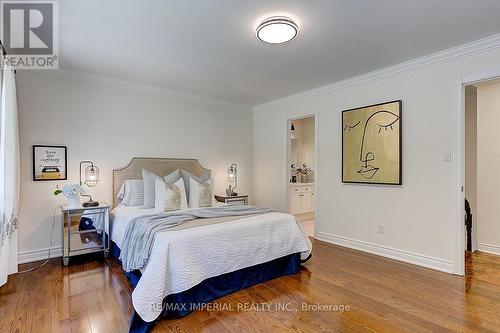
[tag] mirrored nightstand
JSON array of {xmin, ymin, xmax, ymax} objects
[
  {"xmin": 61, "ymin": 204, "xmax": 110, "ymax": 265},
  {"xmin": 214, "ymin": 194, "xmax": 248, "ymax": 205}
]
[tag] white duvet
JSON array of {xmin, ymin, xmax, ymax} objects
[{"xmin": 110, "ymin": 205, "xmax": 312, "ymax": 322}]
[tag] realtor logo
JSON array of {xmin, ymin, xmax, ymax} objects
[{"xmin": 0, "ymin": 0, "xmax": 58, "ymax": 69}]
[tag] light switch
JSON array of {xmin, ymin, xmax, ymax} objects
[{"xmin": 442, "ymin": 152, "xmax": 451, "ymax": 162}]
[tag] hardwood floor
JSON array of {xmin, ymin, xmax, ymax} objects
[
  {"xmin": 2, "ymin": 242, "xmax": 500, "ymax": 332},
  {"xmin": 295, "ymin": 212, "xmax": 315, "ymax": 237}
]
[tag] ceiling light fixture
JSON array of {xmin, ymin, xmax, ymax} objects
[{"xmin": 256, "ymin": 16, "xmax": 298, "ymax": 44}]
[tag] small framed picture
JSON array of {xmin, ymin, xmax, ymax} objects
[{"xmin": 33, "ymin": 145, "xmax": 67, "ymax": 181}]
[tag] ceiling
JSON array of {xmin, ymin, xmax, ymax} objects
[{"xmin": 60, "ymin": 0, "xmax": 500, "ymax": 106}]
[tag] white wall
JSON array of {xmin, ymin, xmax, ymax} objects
[
  {"xmin": 465, "ymin": 86, "xmax": 477, "ymax": 250},
  {"xmin": 476, "ymin": 80, "xmax": 500, "ymax": 255},
  {"xmin": 254, "ymin": 40, "xmax": 500, "ymax": 273},
  {"xmin": 17, "ymin": 71, "xmax": 253, "ymax": 262}
]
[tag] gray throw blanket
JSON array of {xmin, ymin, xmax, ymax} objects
[{"xmin": 119, "ymin": 205, "xmax": 274, "ymax": 272}]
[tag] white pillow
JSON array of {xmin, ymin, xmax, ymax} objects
[
  {"xmin": 154, "ymin": 177, "xmax": 188, "ymax": 212},
  {"xmin": 189, "ymin": 176, "xmax": 214, "ymax": 208},
  {"xmin": 142, "ymin": 169, "xmax": 161, "ymax": 208},
  {"xmin": 117, "ymin": 183, "xmax": 125, "ymax": 204},
  {"xmin": 181, "ymin": 170, "xmax": 211, "ymax": 202},
  {"xmin": 142, "ymin": 169, "xmax": 181, "ymax": 208},
  {"xmin": 121, "ymin": 179, "xmax": 144, "ymax": 206},
  {"xmin": 164, "ymin": 169, "xmax": 182, "ymax": 186}
]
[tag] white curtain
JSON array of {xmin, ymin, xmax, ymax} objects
[{"xmin": 0, "ymin": 65, "xmax": 19, "ymax": 287}]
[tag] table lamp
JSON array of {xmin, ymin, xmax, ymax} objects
[
  {"xmin": 80, "ymin": 160, "xmax": 100, "ymax": 207},
  {"xmin": 226, "ymin": 163, "xmax": 238, "ymax": 196}
]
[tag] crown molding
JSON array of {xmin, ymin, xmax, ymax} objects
[
  {"xmin": 254, "ymin": 32, "xmax": 500, "ymax": 111},
  {"xmin": 39, "ymin": 69, "xmax": 252, "ymax": 111}
]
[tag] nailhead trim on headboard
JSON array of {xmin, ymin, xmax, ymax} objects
[{"xmin": 111, "ymin": 157, "xmax": 210, "ymax": 208}]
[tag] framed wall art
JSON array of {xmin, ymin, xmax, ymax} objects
[
  {"xmin": 33, "ymin": 145, "xmax": 67, "ymax": 181},
  {"xmin": 342, "ymin": 100, "xmax": 402, "ymax": 185}
]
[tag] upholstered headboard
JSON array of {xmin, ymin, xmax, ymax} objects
[{"xmin": 112, "ymin": 157, "xmax": 210, "ymax": 208}]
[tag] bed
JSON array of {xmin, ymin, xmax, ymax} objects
[{"xmin": 109, "ymin": 158, "xmax": 312, "ymax": 333}]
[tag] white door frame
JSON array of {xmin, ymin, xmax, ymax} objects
[
  {"xmin": 286, "ymin": 112, "xmax": 319, "ymax": 238},
  {"xmin": 452, "ymin": 71, "xmax": 500, "ymax": 275}
]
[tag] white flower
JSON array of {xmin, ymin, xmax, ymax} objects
[{"xmin": 61, "ymin": 184, "xmax": 83, "ymax": 197}]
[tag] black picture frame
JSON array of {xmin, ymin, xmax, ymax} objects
[
  {"xmin": 341, "ymin": 100, "xmax": 402, "ymax": 185},
  {"xmin": 32, "ymin": 145, "xmax": 68, "ymax": 181}
]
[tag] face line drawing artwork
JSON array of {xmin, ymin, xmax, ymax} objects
[
  {"xmin": 357, "ymin": 110, "xmax": 400, "ymax": 179},
  {"xmin": 342, "ymin": 100, "xmax": 402, "ymax": 185}
]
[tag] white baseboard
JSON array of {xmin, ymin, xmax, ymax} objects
[
  {"xmin": 477, "ymin": 243, "xmax": 500, "ymax": 256},
  {"xmin": 316, "ymin": 232, "xmax": 453, "ymax": 274},
  {"xmin": 17, "ymin": 246, "xmax": 62, "ymax": 264}
]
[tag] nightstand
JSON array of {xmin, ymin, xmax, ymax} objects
[
  {"xmin": 214, "ymin": 194, "xmax": 248, "ymax": 205},
  {"xmin": 61, "ymin": 203, "xmax": 110, "ymax": 265}
]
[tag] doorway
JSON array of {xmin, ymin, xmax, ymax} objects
[
  {"xmin": 287, "ymin": 115, "xmax": 316, "ymax": 237},
  {"xmin": 464, "ymin": 79, "xmax": 500, "ymax": 260}
]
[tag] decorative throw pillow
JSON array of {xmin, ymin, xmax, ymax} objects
[
  {"xmin": 121, "ymin": 179, "xmax": 144, "ymax": 206},
  {"xmin": 154, "ymin": 177, "xmax": 188, "ymax": 212},
  {"xmin": 189, "ymin": 176, "xmax": 213, "ymax": 208},
  {"xmin": 142, "ymin": 169, "xmax": 181, "ymax": 208}
]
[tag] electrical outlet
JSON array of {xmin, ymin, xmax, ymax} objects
[{"xmin": 378, "ymin": 224, "xmax": 385, "ymax": 234}]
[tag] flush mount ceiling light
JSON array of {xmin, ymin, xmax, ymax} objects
[{"xmin": 256, "ymin": 16, "xmax": 299, "ymax": 44}]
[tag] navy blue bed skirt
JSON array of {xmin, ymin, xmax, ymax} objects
[{"xmin": 111, "ymin": 242, "xmax": 303, "ymax": 333}]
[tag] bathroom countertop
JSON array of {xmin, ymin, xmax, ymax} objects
[{"xmin": 289, "ymin": 182, "xmax": 315, "ymax": 187}]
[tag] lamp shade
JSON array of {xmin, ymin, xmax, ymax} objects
[
  {"xmin": 84, "ymin": 164, "xmax": 99, "ymax": 187},
  {"xmin": 227, "ymin": 163, "xmax": 237, "ymax": 189}
]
